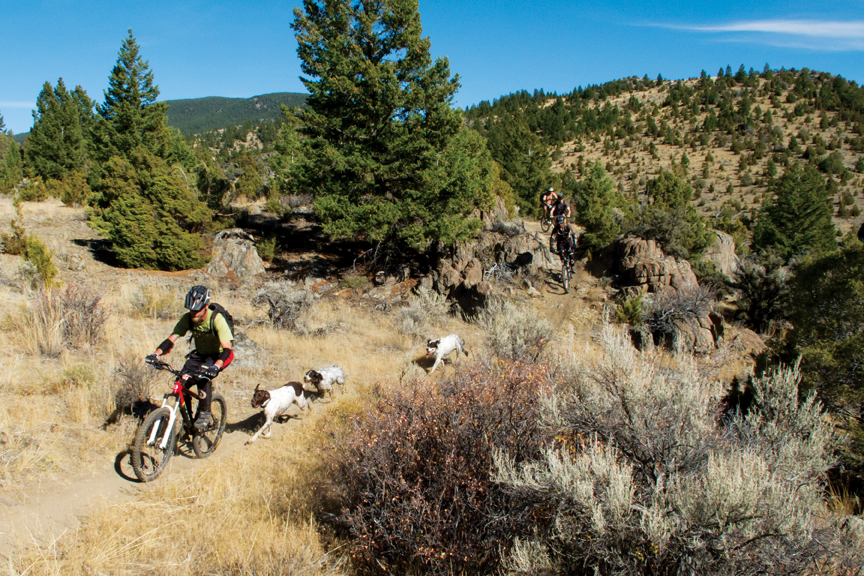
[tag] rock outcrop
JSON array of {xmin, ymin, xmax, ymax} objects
[
  {"xmin": 616, "ymin": 238, "xmax": 698, "ymax": 295},
  {"xmin": 703, "ymin": 230, "xmax": 739, "ymax": 276},
  {"xmin": 206, "ymin": 229, "xmax": 266, "ymax": 277}
]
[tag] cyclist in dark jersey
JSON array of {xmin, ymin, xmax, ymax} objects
[
  {"xmin": 549, "ymin": 194, "xmax": 572, "ymax": 253},
  {"xmin": 146, "ymin": 286, "xmax": 234, "ymax": 429}
]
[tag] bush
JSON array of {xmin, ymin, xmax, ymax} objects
[
  {"xmin": 731, "ymin": 255, "xmax": 789, "ymax": 333},
  {"xmin": 476, "ymin": 299, "xmax": 553, "ymax": 361},
  {"xmin": 252, "ymin": 280, "xmax": 317, "ymax": 333},
  {"xmin": 321, "ymin": 362, "xmax": 549, "ymax": 576},
  {"xmin": 256, "ymin": 234, "xmax": 278, "ymax": 262},
  {"xmin": 23, "ymin": 234, "xmax": 57, "ymax": 288},
  {"xmin": 492, "ymin": 325, "xmax": 864, "ymax": 575},
  {"xmin": 339, "ymin": 274, "xmax": 368, "ymax": 291},
  {"xmin": 393, "ymin": 286, "xmax": 449, "ymax": 336},
  {"xmin": 614, "ymin": 293, "xmax": 643, "ymax": 326},
  {"xmin": 10, "ymin": 284, "xmax": 109, "ymax": 356},
  {"xmin": 642, "ymin": 285, "xmax": 715, "ymax": 341},
  {"xmin": 129, "ymin": 283, "xmax": 182, "ymax": 320},
  {"xmin": 1, "ymin": 219, "xmax": 28, "ymax": 256}
]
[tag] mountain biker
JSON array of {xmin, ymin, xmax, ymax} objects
[
  {"xmin": 540, "ymin": 187, "xmax": 557, "ymax": 218},
  {"xmin": 146, "ymin": 285, "xmax": 234, "ymax": 430},
  {"xmin": 552, "ymin": 214, "xmax": 578, "ymax": 258},
  {"xmin": 549, "ymin": 194, "xmax": 572, "ymax": 253}
]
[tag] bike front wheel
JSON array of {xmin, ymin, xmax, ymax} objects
[
  {"xmin": 562, "ymin": 260, "xmax": 572, "ymax": 293},
  {"xmin": 540, "ymin": 215, "xmax": 551, "ymax": 233},
  {"xmin": 132, "ymin": 407, "xmax": 176, "ymax": 482},
  {"xmin": 192, "ymin": 393, "xmax": 227, "ymax": 458}
]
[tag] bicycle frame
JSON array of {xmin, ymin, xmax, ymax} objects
[{"xmin": 145, "ymin": 362, "xmax": 209, "ymax": 450}]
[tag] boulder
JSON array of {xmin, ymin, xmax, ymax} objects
[
  {"xmin": 703, "ymin": 230, "xmax": 739, "ymax": 276},
  {"xmin": 617, "ymin": 238, "xmax": 698, "ymax": 294},
  {"xmin": 206, "ymin": 229, "xmax": 265, "ymax": 277}
]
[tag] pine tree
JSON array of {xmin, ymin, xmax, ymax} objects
[
  {"xmin": 87, "ymin": 31, "xmax": 211, "ymax": 270},
  {"xmin": 24, "ymin": 78, "xmax": 92, "ymax": 182},
  {"xmin": 752, "ymin": 163, "xmax": 837, "ymax": 261},
  {"xmin": 93, "ymin": 29, "xmax": 170, "ymax": 164},
  {"xmin": 567, "ymin": 161, "xmax": 624, "ymax": 251},
  {"xmin": 292, "ymin": 0, "xmax": 492, "ymax": 251},
  {"xmin": 485, "ymin": 113, "xmax": 551, "ymax": 216}
]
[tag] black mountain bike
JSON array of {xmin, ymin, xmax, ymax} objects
[
  {"xmin": 560, "ymin": 250, "xmax": 574, "ymax": 293},
  {"xmin": 131, "ymin": 359, "xmax": 228, "ymax": 482}
]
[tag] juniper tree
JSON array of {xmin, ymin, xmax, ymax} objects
[
  {"xmin": 566, "ymin": 161, "xmax": 624, "ymax": 251},
  {"xmin": 292, "ymin": 0, "xmax": 494, "ymax": 252},
  {"xmin": 752, "ymin": 162, "xmax": 836, "ymax": 262}
]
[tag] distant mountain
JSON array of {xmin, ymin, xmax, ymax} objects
[{"xmin": 164, "ymin": 92, "xmax": 307, "ymax": 135}]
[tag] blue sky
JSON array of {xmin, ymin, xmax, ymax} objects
[{"xmin": 3, "ymin": 0, "xmax": 864, "ymax": 134}]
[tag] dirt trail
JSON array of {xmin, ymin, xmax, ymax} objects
[{"xmin": 0, "ymin": 408, "xmax": 298, "ymax": 556}]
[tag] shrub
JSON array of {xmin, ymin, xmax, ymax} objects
[
  {"xmin": 476, "ymin": 299, "xmax": 553, "ymax": 361},
  {"xmin": 321, "ymin": 362, "xmax": 549, "ymax": 576},
  {"xmin": 252, "ymin": 280, "xmax": 317, "ymax": 333},
  {"xmin": 614, "ymin": 293, "xmax": 643, "ymax": 326},
  {"xmin": 256, "ymin": 234, "xmax": 278, "ymax": 262},
  {"xmin": 105, "ymin": 356, "xmax": 158, "ymax": 426},
  {"xmin": 393, "ymin": 286, "xmax": 449, "ymax": 336},
  {"xmin": 23, "ymin": 234, "xmax": 57, "ymax": 288},
  {"xmin": 492, "ymin": 325, "xmax": 864, "ymax": 575},
  {"xmin": 59, "ymin": 283, "xmax": 108, "ymax": 347},
  {"xmin": 339, "ymin": 274, "xmax": 368, "ymax": 291},
  {"xmin": 642, "ymin": 285, "xmax": 715, "ymax": 341},
  {"xmin": 0, "ymin": 219, "xmax": 28, "ymax": 255},
  {"xmin": 731, "ymin": 255, "xmax": 789, "ymax": 333}
]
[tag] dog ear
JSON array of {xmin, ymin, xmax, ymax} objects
[{"xmin": 254, "ymin": 383, "xmax": 260, "ymax": 391}]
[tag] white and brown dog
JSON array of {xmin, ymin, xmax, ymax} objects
[
  {"xmin": 426, "ymin": 334, "xmax": 467, "ymax": 374},
  {"xmin": 304, "ymin": 366, "xmax": 347, "ymax": 398},
  {"xmin": 246, "ymin": 382, "xmax": 310, "ymax": 444}
]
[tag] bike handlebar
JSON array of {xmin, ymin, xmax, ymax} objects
[{"xmin": 145, "ymin": 358, "xmax": 212, "ymax": 383}]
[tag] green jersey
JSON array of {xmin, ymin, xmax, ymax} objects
[{"xmin": 172, "ymin": 308, "xmax": 233, "ymax": 355}]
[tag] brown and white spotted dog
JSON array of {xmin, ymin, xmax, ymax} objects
[
  {"xmin": 247, "ymin": 382, "xmax": 310, "ymax": 444},
  {"xmin": 303, "ymin": 365, "xmax": 347, "ymax": 398}
]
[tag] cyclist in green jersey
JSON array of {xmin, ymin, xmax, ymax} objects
[{"xmin": 146, "ymin": 286, "xmax": 234, "ymax": 430}]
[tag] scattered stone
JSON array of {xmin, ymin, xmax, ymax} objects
[{"xmin": 206, "ymin": 229, "xmax": 265, "ymax": 277}]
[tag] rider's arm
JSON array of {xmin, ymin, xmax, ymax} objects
[
  {"xmin": 154, "ymin": 334, "xmax": 179, "ymax": 356},
  {"xmin": 212, "ymin": 314, "xmax": 234, "ymax": 369}
]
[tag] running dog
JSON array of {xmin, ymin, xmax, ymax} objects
[
  {"xmin": 426, "ymin": 334, "xmax": 468, "ymax": 374},
  {"xmin": 246, "ymin": 382, "xmax": 310, "ymax": 444}
]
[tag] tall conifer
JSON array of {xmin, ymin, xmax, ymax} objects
[{"xmin": 292, "ymin": 0, "xmax": 492, "ymax": 251}]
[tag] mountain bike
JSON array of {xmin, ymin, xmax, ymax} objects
[
  {"xmin": 560, "ymin": 250, "xmax": 574, "ymax": 293},
  {"xmin": 131, "ymin": 359, "xmax": 228, "ymax": 483},
  {"xmin": 540, "ymin": 207, "xmax": 552, "ymax": 232}
]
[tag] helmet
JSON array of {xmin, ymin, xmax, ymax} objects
[
  {"xmin": 555, "ymin": 215, "xmax": 566, "ymax": 226},
  {"xmin": 547, "ymin": 187, "xmax": 555, "ymax": 193},
  {"xmin": 184, "ymin": 285, "xmax": 211, "ymax": 311},
  {"xmin": 556, "ymin": 193, "xmax": 563, "ymax": 201}
]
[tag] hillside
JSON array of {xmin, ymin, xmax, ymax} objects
[
  {"xmin": 9, "ymin": 91, "xmax": 308, "ymax": 143},
  {"xmin": 467, "ymin": 67, "xmax": 864, "ymax": 241},
  {"xmin": 164, "ymin": 91, "xmax": 307, "ymax": 135}
]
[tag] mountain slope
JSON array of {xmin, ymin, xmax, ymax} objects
[{"xmin": 164, "ymin": 92, "xmax": 307, "ymax": 135}]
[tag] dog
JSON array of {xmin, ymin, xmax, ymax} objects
[
  {"xmin": 246, "ymin": 382, "xmax": 310, "ymax": 444},
  {"xmin": 304, "ymin": 366, "xmax": 347, "ymax": 398},
  {"xmin": 426, "ymin": 334, "xmax": 468, "ymax": 374}
]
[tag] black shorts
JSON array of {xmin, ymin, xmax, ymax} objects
[{"xmin": 181, "ymin": 350, "xmax": 233, "ymax": 378}]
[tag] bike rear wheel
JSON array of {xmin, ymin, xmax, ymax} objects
[
  {"xmin": 132, "ymin": 407, "xmax": 176, "ymax": 482},
  {"xmin": 562, "ymin": 260, "xmax": 572, "ymax": 293},
  {"xmin": 192, "ymin": 393, "xmax": 227, "ymax": 458},
  {"xmin": 540, "ymin": 214, "xmax": 551, "ymax": 233}
]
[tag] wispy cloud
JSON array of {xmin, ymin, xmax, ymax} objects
[
  {"xmin": 669, "ymin": 19, "xmax": 864, "ymax": 51},
  {"xmin": 0, "ymin": 102, "xmax": 34, "ymax": 109}
]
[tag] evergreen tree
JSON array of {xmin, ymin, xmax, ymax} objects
[
  {"xmin": 292, "ymin": 0, "xmax": 492, "ymax": 251},
  {"xmin": 567, "ymin": 161, "xmax": 625, "ymax": 251},
  {"xmin": 623, "ymin": 170, "xmax": 713, "ymax": 260},
  {"xmin": 485, "ymin": 113, "xmax": 551, "ymax": 216},
  {"xmin": 93, "ymin": 29, "xmax": 170, "ymax": 165},
  {"xmin": 752, "ymin": 163, "xmax": 837, "ymax": 261},
  {"xmin": 0, "ymin": 122, "xmax": 22, "ymax": 193},
  {"xmin": 784, "ymin": 243, "xmax": 864, "ymax": 471},
  {"xmin": 24, "ymin": 78, "xmax": 92, "ymax": 182},
  {"xmin": 87, "ymin": 31, "xmax": 211, "ymax": 270}
]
